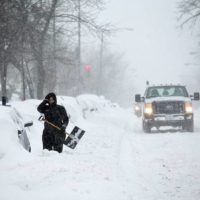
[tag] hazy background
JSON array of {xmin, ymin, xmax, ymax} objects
[
  {"xmin": 100, "ymin": 0, "xmax": 199, "ymax": 96},
  {"xmin": 1, "ymin": 0, "xmax": 200, "ymax": 107}
]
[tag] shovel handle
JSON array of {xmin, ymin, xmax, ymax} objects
[{"xmin": 38, "ymin": 116, "xmax": 71, "ymax": 138}]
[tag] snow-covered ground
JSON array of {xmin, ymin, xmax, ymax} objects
[{"xmin": 0, "ymin": 95, "xmax": 200, "ymax": 200}]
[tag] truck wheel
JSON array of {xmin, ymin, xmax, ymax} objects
[
  {"xmin": 182, "ymin": 121, "xmax": 194, "ymax": 132},
  {"xmin": 143, "ymin": 120, "xmax": 151, "ymax": 133}
]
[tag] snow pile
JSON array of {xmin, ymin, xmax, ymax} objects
[
  {"xmin": 0, "ymin": 95, "xmax": 128, "ymax": 200},
  {"xmin": 0, "ymin": 94, "xmax": 200, "ymax": 200}
]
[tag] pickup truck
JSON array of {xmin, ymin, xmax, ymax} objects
[{"xmin": 135, "ymin": 85, "xmax": 199, "ymax": 132}]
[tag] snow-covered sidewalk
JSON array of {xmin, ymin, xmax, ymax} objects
[{"xmin": 0, "ymin": 95, "xmax": 200, "ymax": 200}]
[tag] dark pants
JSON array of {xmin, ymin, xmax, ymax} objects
[{"xmin": 42, "ymin": 129, "xmax": 65, "ymax": 153}]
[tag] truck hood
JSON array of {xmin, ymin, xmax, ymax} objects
[{"xmin": 145, "ymin": 96, "xmax": 191, "ymax": 104}]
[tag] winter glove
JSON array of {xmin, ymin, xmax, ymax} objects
[
  {"xmin": 44, "ymin": 98, "xmax": 49, "ymax": 102},
  {"xmin": 43, "ymin": 99, "xmax": 49, "ymax": 104},
  {"xmin": 60, "ymin": 124, "xmax": 67, "ymax": 133}
]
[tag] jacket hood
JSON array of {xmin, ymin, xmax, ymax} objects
[{"xmin": 45, "ymin": 92, "xmax": 57, "ymax": 105}]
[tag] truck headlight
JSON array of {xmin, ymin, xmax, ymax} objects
[
  {"xmin": 144, "ymin": 103, "xmax": 153, "ymax": 115},
  {"xmin": 134, "ymin": 105, "xmax": 140, "ymax": 111},
  {"xmin": 185, "ymin": 102, "xmax": 193, "ymax": 113}
]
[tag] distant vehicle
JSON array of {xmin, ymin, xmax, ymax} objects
[
  {"xmin": 133, "ymin": 103, "xmax": 142, "ymax": 117},
  {"xmin": 135, "ymin": 84, "xmax": 200, "ymax": 133}
]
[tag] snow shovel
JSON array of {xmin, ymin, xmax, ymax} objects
[{"xmin": 38, "ymin": 116, "xmax": 85, "ymax": 149}]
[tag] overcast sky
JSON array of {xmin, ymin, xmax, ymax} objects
[{"xmin": 100, "ymin": 0, "xmax": 198, "ymax": 93}]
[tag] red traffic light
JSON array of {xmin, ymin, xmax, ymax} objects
[{"xmin": 84, "ymin": 65, "xmax": 92, "ymax": 72}]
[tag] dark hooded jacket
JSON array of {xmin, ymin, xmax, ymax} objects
[{"xmin": 37, "ymin": 93, "xmax": 69, "ymax": 132}]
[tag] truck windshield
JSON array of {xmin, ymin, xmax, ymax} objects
[{"xmin": 146, "ymin": 86, "xmax": 189, "ymax": 98}]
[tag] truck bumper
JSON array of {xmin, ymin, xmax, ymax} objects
[{"xmin": 144, "ymin": 114, "xmax": 193, "ymax": 127}]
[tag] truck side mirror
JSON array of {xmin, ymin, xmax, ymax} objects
[
  {"xmin": 193, "ymin": 92, "xmax": 200, "ymax": 100},
  {"xmin": 135, "ymin": 94, "xmax": 141, "ymax": 102}
]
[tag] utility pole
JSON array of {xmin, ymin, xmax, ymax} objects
[
  {"xmin": 53, "ymin": 5, "xmax": 57, "ymax": 89},
  {"xmin": 98, "ymin": 31, "xmax": 104, "ymax": 95},
  {"xmin": 77, "ymin": 0, "xmax": 81, "ymax": 93},
  {"xmin": 21, "ymin": 30, "xmax": 25, "ymax": 100},
  {"xmin": 21, "ymin": 10, "xmax": 26, "ymax": 100},
  {"xmin": 53, "ymin": 8, "xmax": 56, "ymax": 63}
]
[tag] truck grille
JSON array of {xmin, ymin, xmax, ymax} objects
[{"xmin": 153, "ymin": 101, "xmax": 184, "ymax": 114}]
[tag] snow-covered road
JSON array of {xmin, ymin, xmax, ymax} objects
[{"xmin": 0, "ymin": 95, "xmax": 200, "ymax": 200}]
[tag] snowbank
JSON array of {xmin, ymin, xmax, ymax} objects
[
  {"xmin": 0, "ymin": 94, "xmax": 200, "ymax": 200},
  {"xmin": 0, "ymin": 95, "xmax": 126, "ymax": 200}
]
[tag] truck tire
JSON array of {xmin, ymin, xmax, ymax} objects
[
  {"xmin": 143, "ymin": 120, "xmax": 151, "ymax": 133},
  {"xmin": 182, "ymin": 120, "xmax": 194, "ymax": 132}
]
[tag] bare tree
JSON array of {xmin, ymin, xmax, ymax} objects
[
  {"xmin": 0, "ymin": 0, "xmax": 112, "ymax": 100},
  {"xmin": 26, "ymin": 0, "xmax": 58, "ymax": 99},
  {"xmin": 178, "ymin": 0, "xmax": 200, "ymax": 27},
  {"xmin": 178, "ymin": 0, "xmax": 200, "ymax": 86},
  {"xmin": 0, "ymin": 1, "xmax": 24, "ymax": 100}
]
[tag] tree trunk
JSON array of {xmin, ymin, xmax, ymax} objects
[
  {"xmin": 25, "ymin": 62, "xmax": 35, "ymax": 99},
  {"xmin": 1, "ymin": 61, "xmax": 7, "ymax": 99},
  {"xmin": 36, "ymin": 47, "xmax": 45, "ymax": 99}
]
